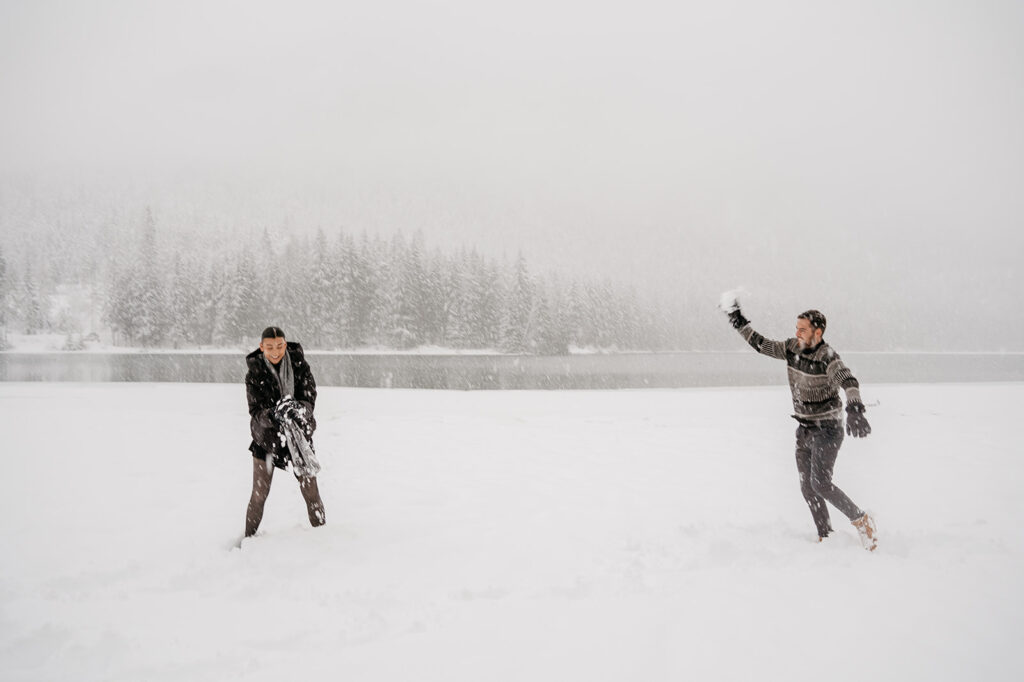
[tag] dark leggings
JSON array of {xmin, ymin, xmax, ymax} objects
[
  {"xmin": 245, "ymin": 457, "xmax": 326, "ymax": 537},
  {"xmin": 795, "ymin": 422, "xmax": 864, "ymax": 537}
]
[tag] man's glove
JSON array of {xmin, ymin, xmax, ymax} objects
[
  {"xmin": 719, "ymin": 292, "xmax": 749, "ymax": 329},
  {"xmin": 727, "ymin": 308, "xmax": 750, "ymax": 330},
  {"xmin": 846, "ymin": 402, "xmax": 871, "ymax": 438}
]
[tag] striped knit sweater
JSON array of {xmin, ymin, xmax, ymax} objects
[{"xmin": 737, "ymin": 323, "xmax": 863, "ymax": 422}]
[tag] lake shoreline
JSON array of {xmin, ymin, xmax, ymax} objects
[{"xmin": 3, "ymin": 351, "xmax": 1023, "ymax": 389}]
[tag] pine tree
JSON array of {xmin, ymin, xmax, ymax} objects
[
  {"xmin": 306, "ymin": 228, "xmax": 338, "ymax": 348},
  {"xmin": 583, "ymin": 281, "xmax": 617, "ymax": 349},
  {"xmin": 389, "ymin": 232, "xmax": 431, "ymax": 348},
  {"xmin": 564, "ymin": 281, "xmax": 586, "ymax": 350},
  {"xmin": 219, "ymin": 252, "xmax": 262, "ymax": 344},
  {"xmin": 197, "ymin": 265, "xmax": 223, "ymax": 346},
  {"xmin": 0, "ymin": 246, "xmax": 9, "ymax": 348},
  {"xmin": 20, "ymin": 261, "xmax": 48, "ymax": 335},
  {"xmin": 134, "ymin": 208, "xmax": 170, "ymax": 347},
  {"xmin": 168, "ymin": 254, "xmax": 205, "ymax": 347},
  {"xmin": 365, "ymin": 233, "xmax": 392, "ymax": 347},
  {"xmin": 409, "ymin": 232, "xmax": 433, "ymax": 344},
  {"xmin": 475, "ymin": 255, "xmax": 505, "ymax": 349},
  {"xmin": 532, "ymin": 291, "xmax": 558, "ymax": 354},
  {"xmin": 614, "ymin": 286, "xmax": 642, "ymax": 350},
  {"xmin": 276, "ymin": 234, "xmax": 312, "ymax": 342},
  {"xmin": 430, "ymin": 249, "xmax": 460, "ymax": 347},
  {"xmin": 104, "ymin": 264, "xmax": 139, "ymax": 345},
  {"xmin": 448, "ymin": 248, "xmax": 476, "ymax": 348},
  {"xmin": 347, "ymin": 232, "xmax": 379, "ymax": 347},
  {"xmin": 334, "ymin": 232, "xmax": 357, "ymax": 347},
  {"xmin": 501, "ymin": 253, "xmax": 535, "ymax": 353},
  {"xmin": 255, "ymin": 228, "xmax": 285, "ymax": 324},
  {"xmin": 537, "ymin": 275, "xmax": 571, "ymax": 355}
]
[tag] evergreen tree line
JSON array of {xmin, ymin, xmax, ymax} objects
[{"xmin": 1, "ymin": 211, "xmax": 677, "ymax": 353}]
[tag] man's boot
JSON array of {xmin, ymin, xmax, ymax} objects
[{"xmin": 852, "ymin": 513, "xmax": 877, "ymax": 551}]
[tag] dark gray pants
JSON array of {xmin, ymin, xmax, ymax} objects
[
  {"xmin": 795, "ymin": 421, "xmax": 864, "ymax": 537},
  {"xmin": 245, "ymin": 458, "xmax": 325, "ymax": 537}
]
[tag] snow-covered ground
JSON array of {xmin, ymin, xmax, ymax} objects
[{"xmin": 1, "ymin": 382, "xmax": 1022, "ymax": 681}]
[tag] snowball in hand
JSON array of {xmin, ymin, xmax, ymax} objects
[{"xmin": 719, "ymin": 288, "xmax": 747, "ymax": 313}]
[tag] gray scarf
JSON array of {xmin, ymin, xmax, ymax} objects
[
  {"xmin": 264, "ymin": 349, "xmax": 295, "ymax": 400},
  {"xmin": 280, "ymin": 419, "xmax": 321, "ymax": 478},
  {"xmin": 265, "ymin": 348, "xmax": 320, "ymax": 478}
]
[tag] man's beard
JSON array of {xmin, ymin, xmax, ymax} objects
[{"xmin": 798, "ymin": 337, "xmax": 819, "ymax": 351}]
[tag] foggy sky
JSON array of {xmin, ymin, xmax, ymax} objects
[{"xmin": 1, "ymin": 0, "xmax": 1022, "ymax": 350}]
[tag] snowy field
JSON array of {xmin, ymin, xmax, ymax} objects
[{"xmin": 1, "ymin": 382, "xmax": 1022, "ymax": 681}]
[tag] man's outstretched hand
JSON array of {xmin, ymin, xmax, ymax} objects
[
  {"xmin": 719, "ymin": 291, "xmax": 749, "ymax": 329},
  {"xmin": 727, "ymin": 308, "xmax": 749, "ymax": 329}
]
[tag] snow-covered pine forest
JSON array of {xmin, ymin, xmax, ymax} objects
[{"xmin": 0, "ymin": 206, "xmax": 676, "ymax": 353}]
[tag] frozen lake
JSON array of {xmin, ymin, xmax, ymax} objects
[
  {"xmin": 2, "ymin": 351, "xmax": 1022, "ymax": 388},
  {"xmin": 1, "ymin": 381, "xmax": 1022, "ymax": 681}
]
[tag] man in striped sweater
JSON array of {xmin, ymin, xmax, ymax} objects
[{"xmin": 722, "ymin": 298, "xmax": 878, "ymax": 550}]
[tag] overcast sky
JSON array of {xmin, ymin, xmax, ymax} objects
[{"xmin": 1, "ymin": 0, "xmax": 1022, "ymax": 348}]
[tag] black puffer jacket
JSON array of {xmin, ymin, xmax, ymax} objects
[{"xmin": 245, "ymin": 341, "xmax": 318, "ymax": 463}]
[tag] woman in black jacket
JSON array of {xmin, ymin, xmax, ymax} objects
[{"xmin": 243, "ymin": 326, "xmax": 325, "ymax": 538}]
